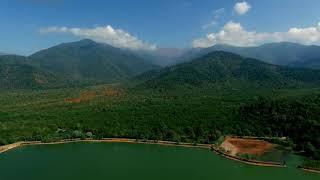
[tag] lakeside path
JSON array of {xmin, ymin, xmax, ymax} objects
[
  {"xmin": 0, "ymin": 142, "xmax": 27, "ymax": 154},
  {"xmin": 299, "ymin": 168, "xmax": 320, "ymax": 174},
  {"xmin": 0, "ymin": 138, "xmax": 210, "ymax": 154}
]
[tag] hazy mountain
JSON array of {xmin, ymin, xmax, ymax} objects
[
  {"xmin": 290, "ymin": 58, "xmax": 320, "ymax": 69},
  {"xmin": 3, "ymin": 39, "xmax": 320, "ymax": 90},
  {"xmin": 0, "ymin": 52, "xmax": 9, "ymax": 56},
  {"xmin": 0, "ymin": 55, "xmax": 60, "ymax": 89},
  {"xmin": 29, "ymin": 39, "xmax": 159, "ymax": 83},
  {"xmin": 134, "ymin": 42, "xmax": 320, "ymax": 68},
  {"xmin": 197, "ymin": 42, "xmax": 320, "ymax": 67},
  {"xmin": 137, "ymin": 51, "xmax": 320, "ymax": 89},
  {"xmin": 133, "ymin": 48, "xmax": 190, "ymax": 66}
]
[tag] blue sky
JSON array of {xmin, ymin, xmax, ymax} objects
[{"xmin": 1, "ymin": 0, "xmax": 320, "ymax": 55}]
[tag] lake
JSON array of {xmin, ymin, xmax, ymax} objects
[{"xmin": 0, "ymin": 142, "xmax": 319, "ymax": 180}]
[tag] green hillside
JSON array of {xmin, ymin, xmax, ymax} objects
[
  {"xmin": 0, "ymin": 55, "xmax": 61, "ymax": 89},
  {"xmin": 29, "ymin": 39, "xmax": 159, "ymax": 83},
  {"xmin": 138, "ymin": 51, "xmax": 320, "ymax": 90},
  {"xmin": 197, "ymin": 42, "xmax": 320, "ymax": 67}
]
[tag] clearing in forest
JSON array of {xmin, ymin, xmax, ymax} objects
[
  {"xmin": 64, "ymin": 86, "xmax": 124, "ymax": 103},
  {"xmin": 220, "ymin": 137, "xmax": 274, "ymax": 156}
]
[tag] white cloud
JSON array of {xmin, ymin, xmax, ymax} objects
[
  {"xmin": 202, "ymin": 8, "xmax": 225, "ymax": 30},
  {"xmin": 234, "ymin": 1, "xmax": 251, "ymax": 15},
  {"xmin": 193, "ymin": 21, "xmax": 320, "ymax": 48},
  {"xmin": 213, "ymin": 8, "xmax": 225, "ymax": 15},
  {"xmin": 202, "ymin": 21, "xmax": 217, "ymax": 30},
  {"xmin": 40, "ymin": 25, "xmax": 157, "ymax": 50}
]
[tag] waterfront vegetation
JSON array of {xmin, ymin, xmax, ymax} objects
[
  {"xmin": 302, "ymin": 159, "xmax": 320, "ymax": 171},
  {"xmin": 0, "ymin": 85, "xmax": 319, "ymax": 169}
]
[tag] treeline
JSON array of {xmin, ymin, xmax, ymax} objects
[
  {"xmin": 235, "ymin": 95, "xmax": 320, "ymax": 160},
  {"xmin": 0, "ymin": 87, "xmax": 319, "ymax": 163}
]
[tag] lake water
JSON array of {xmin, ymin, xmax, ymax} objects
[{"xmin": 0, "ymin": 142, "xmax": 319, "ymax": 180}]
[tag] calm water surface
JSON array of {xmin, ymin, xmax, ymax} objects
[{"xmin": 0, "ymin": 142, "xmax": 319, "ymax": 180}]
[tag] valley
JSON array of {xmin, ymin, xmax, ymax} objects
[
  {"xmin": 2, "ymin": 1, "xmax": 320, "ymax": 179},
  {"xmin": 0, "ymin": 40, "xmax": 320, "ymax": 174}
]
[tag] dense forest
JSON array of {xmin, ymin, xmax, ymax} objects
[
  {"xmin": 236, "ymin": 95, "xmax": 320, "ymax": 160},
  {"xmin": 0, "ymin": 85, "xmax": 319, "ymax": 160}
]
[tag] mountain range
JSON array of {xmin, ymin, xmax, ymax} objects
[
  {"xmin": 139, "ymin": 42, "xmax": 320, "ymax": 68},
  {"xmin": 136, "ymin": 51, "xmax": 320, "ymax": 90},
  {"xmin": 0, "ymin": 39, "xmax": 159, "ymax": 89},
  {"xmin": 29, "ymin": 39, "xmax": 158, "ymax": 82},
  {"xmin": 1, "ymin": 39, "xmax": 320, "ymax": 90},
  {"xmin": 168, "ymin": 42, "xmax": 320, "ymax": 68},
  {"xmin": 198, "ymin": 42, "xmax": 320, "ymax": 67}
]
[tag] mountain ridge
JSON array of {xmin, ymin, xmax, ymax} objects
[
  {"xmin": 190, "ymin": 42, "xmax": 320, "ymax": 67},
  {"xmin": 137, "ymin": 51, "xmax": 320, "ymax": 90},
  {"xmin": 29, "ymin": 39, "xmax": 159, "ymax": 83},
  {"xmin": 0, "ymin": 55, "xmax": 63, "ymax": 89}
]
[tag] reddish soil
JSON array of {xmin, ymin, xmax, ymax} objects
[
  {"xmin": 102, "ymin": 87, "xmax": 124, "ymax": 97},
  {"xmin": 65, "ymin": 91, "xmax": 96, "ymax": 103},
  {"xmin": 64, "ymin": 86, "xmax": 124, "ymax": 103},
  {"xmin": 220, "ymin": 137, "xmax": 274, "ymax": 156}
]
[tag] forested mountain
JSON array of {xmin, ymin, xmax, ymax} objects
[
  {"xmin": 0, "ymin": 39, "xmax": 160, "ymax": 89},
  {"xmin": 197, "ymin": 42, "xmax": 320, "ymax": 67},
  {"xmin": 29, "ymin": 39, "xmax": 159, "ymax": 83},
  {"xmin": 138, "ymin": 51, "xmax": 320, "ymax": 89},
  {"xmin": 0, "ymin": 55, "xmax": 60, "ymax": 89},
  {"xmin": 135, "ymin": 42, "xmax": 320, "ymax": 68},
  {"xmin": 2, "ymin": 40, "xmax": 320, "ymax": 90}
]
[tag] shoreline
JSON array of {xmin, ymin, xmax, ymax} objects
[
  {"xmin": 0, "ymin": 138, "xmax": 210, "ymax": 154},
  {"xmin": 0, "ymin": 138, "xmax": 317, "ymax": 172},
  {"xmin": 210, "ymin": 146, "xmax": 286, "ymax": 168},
  {"xmin": 298, "ymin": 167, "xmax": 320, "ymax": 174}
]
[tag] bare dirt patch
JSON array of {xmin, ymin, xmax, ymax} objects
[
  {"xmin": 65, "ymin": 91, "xmax": 97, "ymax": 103},
  {"xmin": 64, "ymin": 86, "xmax": 125, "ymax": 103},
  {"xmin": 220, "ymin": 137, "xmax": 274, "ymax": 156},
  {"xmin": 102, "ymin": 87, "xmax": 124, "ymax": 97}
]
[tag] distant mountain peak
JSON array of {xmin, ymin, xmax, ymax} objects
[
  {"xmin": 28, "ymin": 38, "xmax": 159, "ymax": 84},
  {"xmin": 67, "ymin": 39, "xmax": 99, "ymax": 47},
  {"xmin": 259, "ymin": 42, "xmax": 307, "ymax": 47},
  {"xmin": 201, "ymin": 50, "xmax": 242, "ymax": 59},
  {"xmin": 78, "ymin": 39, "xmax": 97, "ymax": 44}
]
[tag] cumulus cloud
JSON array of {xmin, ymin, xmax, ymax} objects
[
  {"xmin": 234, "ymin": 1, "xmax": 251, "ymax": 15},
  {"xmin": 40, "ymin": 25, "xmax": 157, "ymax": 50},
  {"xmin": 193, "ymin": 21, "xmax": 320, "ymax": 48}
]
